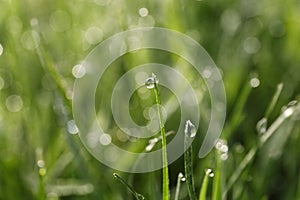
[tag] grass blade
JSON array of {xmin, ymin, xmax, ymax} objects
[
  {"xmin": 149, "ymin": 74, "xmax": 170, "ymax": 200},
  {"xmin": 199, "ymin": 169, "xmax": 214, "ymax": 200},
  {"xmin": 175, "ymin": 173, "xmax": 185, "ymax": 200},
  {"xmin": 223, "ymin": 101, "xmax": 300, "ymax": 198},
  {"xmin": 212, "ymin": 153, "xmax": 222, "ymax": 200},
  {"xmin": 184, "ymin": 120, "xmax": 197, "ymax": 200},
  {"xmin": 265, "ymin": 83, "xmax": 283, "ymax": 118},
  {"xmin": 113, "ymin": 173, "xmax": 145, "ymax": 200}
]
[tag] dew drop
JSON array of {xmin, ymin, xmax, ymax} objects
[
  {"xmin": 139, "ymin": 8, "xmax": 149, "ymax": 17},
  {"xmin": 67, "ymin": 120, "xmax": 79, "ymax": 134},
  {"xmin": 145, "ymin": 73, "xmax": 158, "ymax": 89},
  {"xmin": 72, "ymin": 64, "xmax": 86, "ymax": 78},
  {"xmin": 184, "ymin": 120, "xmax": 197, "ymax": 138},
  {"xmin": 99, "ymin": 134, "xmax": 112, "ymax": 145},
  {"xmin": 250, "ymin": 77, "xmax": 260, "ymax": 88},
  {"xmin": 37, "ymin": 159, "xmax": 45, "ymax": 168},
  {"xmin": 220, "ymin": 144, "xmax": 228, "ymax": 153},
  {"xmin": 145, "ymin": 142, "xmax": 156, "ymax": 152},
  {"xmin": 220, "ymin": 153, "xmax": 229, "ymax": 161},
  {"xmin": 205, "ymin": 169, "xmax": 214, "ymax": 177},
  {"xmin": 256, "ymin": 117, "xmax": 267, "ymax": 134},
  {"xmin": 282, "ymin": 107, "xmax": 294, "ymax": 118}
]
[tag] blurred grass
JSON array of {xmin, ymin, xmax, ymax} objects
[{"xmin": 0, "ymin": 0, "xmax": 300, "ymax": 199}]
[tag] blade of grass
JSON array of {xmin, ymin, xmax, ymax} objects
[
  {"xmin": 223, "ymin": 78, "xmax": 252, "ymax": 140},
  {"xmin": 184, "ymin": 120, "xmax": 197, "ymax": 200},
  {"xmin": 223, "ymin": 102, "xmax": 299, "ymax": 198},
  {"xmin": 199, "ymin": 169, "xmax": 214, "ymax": 200},
  {"xmin": 150, "ymin": 74, "xmax": 170, "ymax": 200},
  {"xmin": 175, "ymin": 173, "xmax": 184, "ymax": 200},
  {"xmin": 265, "ymin": 83, "xmax": 283, "ymax": 118},
  {"xmin": 212, "ymin": 152, "xmax": 222, "ymax": 200},
  {"xmin": 113, "ymin": 173, "xmax": 145, "ymax": 200}
]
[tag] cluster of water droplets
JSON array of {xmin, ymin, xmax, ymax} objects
[
  {"xmin": 145, "ymin": 73, "xmax": 158, "ymax": 89},
  {"xmin": 215, "ymin": 139, "xmax": 229, "ymax": 161},
  {"xmin": 178, "ymin": 172, "xmax": 186, "ymax": 182},
  {"xmin": 205, "ymin": 168, "xmax": 215, "ymax": 178},
  {"xmin": 36, "ymin": 148, "xmax": 47, "ymax": 176}
]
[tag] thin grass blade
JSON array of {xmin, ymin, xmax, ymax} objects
[{"xmin": 113, "ymin": 173, "xmax": 145, "ymax": 200}]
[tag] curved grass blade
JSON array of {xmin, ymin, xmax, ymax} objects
[
  {"xmin": 175, "ymin": 172, "xmax": 185, "ymax": 200},
  {"xmin": 113, "ymin": 173, "xmax": 145, "ymax": 200},
  {"xmin": 199, "ymin": 169, "xmax": 214, "ymax": 200},
  {"xmin": 184, "ymin": 120, "xmax": 197, "ymax": 200}
]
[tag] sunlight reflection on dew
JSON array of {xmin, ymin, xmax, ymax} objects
[
  {"xmin": 139, "ymin": 8, "xmax": 149, "ymax": 17},
  {"xmin": 67, "ymin": 120, "xmax": 79, "ymax": 134},
  {"xmin": 72, "ymin": 64, "xmax": 86, "ymax": 78},
  {"xmin": 99, "ymin": 134, "xmax": 112, "ymax": 145},
  {"xmin": 185, "ymin": 120, "xmax": 197, "ymax": 138},
  {"xmin": 206, "ymin": 168, "xmax": 214, "ymax": 177},
  {"xmin": 250, "ymin": 77, "xmax": 260, "ymax": 88},
  {"xmin": 37, "ymin": 159, "xmax": 45, "ymax": 168},
  {"xmin": 6, "ymin": 95, "xmax": 23, "ymax": 112}
]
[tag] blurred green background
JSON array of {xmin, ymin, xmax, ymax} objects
[{"xmin": 0, "ymin": 0, "xmax": 300, "ymax": 199}]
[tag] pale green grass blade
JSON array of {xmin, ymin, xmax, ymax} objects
[
  {"xmin": 199, "ymin": 169, "xmax": 214, "ymax": 200},
  {"xmin": 265, "ymin": 83, "xmax": 283, "ymax": 118},
  {"xmin": 175, "ymin": 172, "xmax": 185, "ymax": 200}
]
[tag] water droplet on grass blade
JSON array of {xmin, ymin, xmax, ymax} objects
[
  {"xmin": 206, "ymin": 168, "xmax": 214, "ymax": 177},
  {"xmin": 184, "ymin": 120, "xmax": 196, "ymax": 138},
  {"xmin": 256, "ymin": 117, "xmax": 268, "ymax": 134},
  {"xmin": 145, "ymin": 73, "xmax": 158, "ymax": 89}
]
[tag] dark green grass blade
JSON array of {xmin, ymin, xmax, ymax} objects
[
  {"xmin": 184, "ymin": 121, "xmax": 197, "ymax": 200},
  {"xmin": 113, "ymin": 173, "xmax": 145, "ymax": 200}
]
